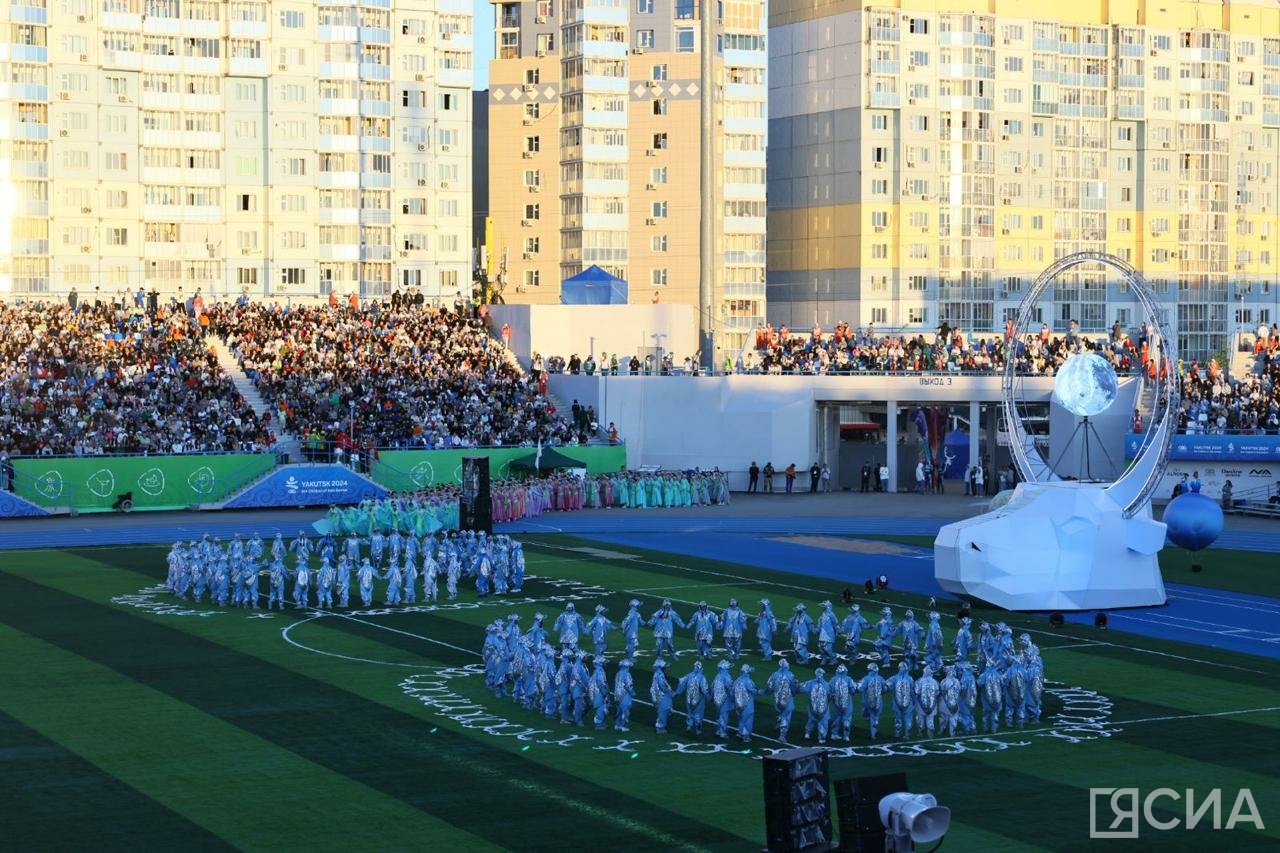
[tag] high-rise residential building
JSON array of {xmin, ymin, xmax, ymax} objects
[
  {"xmin": 768, "ymin": 0, "xmax": 1280, "ymax": 360},
  {"xmin": 0, "ymin": 0, "xmax": 472, "ymax": 302},
  {"xmin": 486, "ymin": 0, "xmax": 767, "ymax": 354}
]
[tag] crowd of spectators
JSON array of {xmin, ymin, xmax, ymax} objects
[
  {"xmin": 1179, "ymin": 353, "xmax": 1280, "ymax": 435},
  {"xmin": 212, "ymin": 302, "xmax": 574, "ymax": 452},
  {"xmin": 0, "ymin": 301, "xmax": 272, "ymax": 456}
]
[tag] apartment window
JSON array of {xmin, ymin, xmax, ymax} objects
[
  {"xmin": 870, "ymin": 179, "xmax": 889, "ymax": 195},
  {"xmin": 525, "ymin": 68, "xmax": 540, "ymax": 85},
  {"xmin": 871, "ymin": 147, "xmax": 888, "ymax": 163},
  {"xmin": 525, "ymin": 270, "xmax": 540, "ymax": 289},
  {"xmin": 676, "ymin": 29, "xmax": 695, "ymax": 52},
  {"xmin": 653, "ymin": 133, "xmax": 668, "ymax": 150},
  {"xmin": 908, "ymin": 18, "xmax": 928, "ymax": 34},
  {"xmin": 280, "ymin": 194, "xmax": 306, "ymax": 212},
  {"xmin": 105, "ymin": 190, "xmax": 128, "ymax": 209},
  {"xmin": 651, "ymin": 235, "xmax": 667, "ymax": 251},
  {"xmin": 908, "ymin": 275, "xmax": 927, "ymax": 291},
  {"xmin": 907, "ymin": 307, "xmax": 927, "ymax": 323},
  {"xmin": 636, "ymin": 0, "xmax": 652, "ymax": 11},
  {"xmin": 108, "ymin": 227, "xmax": 128, "ymax": 245},
  {"xmin": 871, "ymin": 244, "xmax": 888, "ymax": 259},
  {"xmin": 1003, "ymin": 57, "xmax": 1023, "ymax": 72},
  {"xmin": 1116, "ymin": 126, "xmax": 1132, "ymax": 142},
  {"xmin": 279, "ymin": 9, "xmax": 304, "ymax": 27},
  {"xmin": 525, "ymin": 237, "xmax": 540, "ymax": 253},
  {"xmin": 650, "ymin": 166, "xmax": 668, "ymax": 184},
  {"xmin": 651, "ymin": 268, "xmax": 668, "ymax": 286},
  {"xmin": 105, "ymin": 151, "xmax": 128, "ymax": 171},
  {"xmin": 279, "ymin": 268, "xmax": 305, "ymax": 286},
  {"xmin": 652, "ymin": 64, "xmax": 668, "ymax": 81},
  {"xmin": 908, "ymin": 51, "xmax": 929, "ymax": 67},
  {"xmin": 637, "ymin": 30, "xmax": 654, "ymax": 49},
  {"xmin": 239, "ymin": 193, "xmax": 257, "ymax": 212},
  {"xmin": 525, "ymin": 136, "xmax": 540, "ymax": 153},
  {"xmin": 651, "ymin": 201, "xmax": 668, "ymax": 218},
  {"xmin": 870, "ymin": 114, "xmax": 888, "ymax": 130},
  {"xmin": 282, "ymin": 157, "xmax": 307, "ymax": 176},
  {"xmin": 524, "ymin": 203, "xmax": 540, "ymax": 220},
  {"xmin": 871, "ymin": 211, "xmax": 889, "ymax": 228},
  {"xmin": 523, "ymin": 169, "xmax": 540, "ymax": 187},
  {"xmin": 871, "ymin": 307, "xmax": 887, "ymax": 323},
  {"xmin": 652, "ymin": 98, "xmax": 668, "ymax": 115}
]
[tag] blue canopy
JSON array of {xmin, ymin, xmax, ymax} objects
[{"xmin": 561, "ymin": 265, "xmax": 628, "ymax": 305}]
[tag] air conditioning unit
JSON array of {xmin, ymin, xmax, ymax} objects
[
  {"xmin": 278, "ymin": 64, "xmax": 288, "ymax": 71},
  {"xmin": 440, "ymin": 144, "xmax": 452, "ymax": 152},
  {"xmin": 1002, "ymin": 198, "xmax": 1011, "ymax": 205},
  {"xmin": 873, "ymin": 161, "xmax": 883, "ymax": 168},
  {"xmin": 1163, "ymin": 141, "xmax": 1171, "ymax": 148},
  {"xmin": 1002, "ymin": 228, "xmax": 1011, "ymax": 235},
  {"xmin": 80, "ymin": 207, "xmax": 92, "ymax": 215},
  {"xmin": 418, "ymin": 36, "xmax": 427, "ymax": 43},
  {"xmin": 645, "ymin": 217, "xmax": 657, "ymax": 225},
  {"xmin": 645, "ymin": 183, "xmax": 656, "ymax": 190},
  {"xmin": 527, "ymin": 185, "xmax": 539, "ymax": 193},
  {"xmin": 415, "ymin": 74, "xmax": 425, "ymax": 81},
  {"xmin": 536, "ymin": 49, "xmax": 547, "ymax": 57},
  {"xmin": 1237, "ymin": 54, "xmax": 1245, "ymax": 62},
  {"xmin": 536, "ymin": 15, "xmax": 547, "ymax": 23},
  {"xmin": 921, "ymin": 227, "xmax": 929, "ymax": 233},
  {"xmin": 633, "ymin": 47, "xmax": 646, "ymax": 54},
  {"xmin": 118, "ymin": 95, "xmax": 129, "ymax": 103},
  {"xmin": 907, "ymin": 97, "xmax": 916, "ymax": 104},
  {"xmin": 908, "ymin": 65, "xmax": 916, "ymax": 71},
  {"xmin": 1013, "ymin": 165, "xmax": 1023, "ymax": 173},
  {"xmin": 645, "ymin": 80, "xmax": 656, "ymax": 88},
  {"xmin": 81, "ymin": 245, "xmax": 92, "ymax": 253},
  {"xmin": 874, "ymin": 226, "xmax": 884, "ymax": 233},
  {"xmin": 59, "ymin": 129, "xmax": 69, "ymax": 137},
  {"xmin": 522, "ymin": 151, "xmax": 535, "ymax": 159},
  {"xmin": 1235, "ymin": 115, "xmax": 1244, "ymax": 121},
  {"xmin": 1150, "ymin": 49, "xmax": 1157, "ymax": 56},
  {"xmin": 522, "ymin": 252, "xmax": 535, "ymax": 260},
  {"xmin": 522, "ymin": 84, "xmax": 536, "ymax": 93},
  {"xmin": 417, "ymin": 144, "xmax": 426, "ymax": 152},
  {"xmin": 441, "ymin": 31, "xmax": 453, "ymax": 40},
  {"xmin": 1001, "ymin": 134, "xmax": 1009, "ymax": 140},
  {"xmin": 521, "ymin": 219, "xmax": 533, "ymax": 227},
  {"xmin": 417, "ymin": 178, "xmax": 428, "ymax": 186},
  {"xmin": 400, "ymin": 250, "xmax": 410, "ymax": 257},
  {"xmin": 242, "ymin": 247, "xmax": 253, "ymax": 255},
  {"xmin": 77, "ymin": 14, "xmax": 85, "ymax": 21},
  {"xmin": 438, "ymin": 181, "xmax": 450, "ymax": 189},
  {"xmin": 906, "ymin": 161, "xmax": 915, "ymax": 168},
  {"xmin": 645, "ymin": 148, "xmax": 656, "ymax": 156},
  {"xmin": 59, "ymin": 91, "xmax": 70, "ymax": 101},
  {"xmin": 79, "ymin": 54, "xmax": 88, "ymax": 62}
]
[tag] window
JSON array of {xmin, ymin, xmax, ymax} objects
[
  {"xmin": 870, "ymin": 114, "xmax": 888, "ymax": 130},
  {"xmin": 637, "ymin": 30, "xmax": 654, "ymax": 49},
  {"xmin": 1116, "ymin": 126, "xmax": 1132, "ymax": 142},
  {"xmin": 651, "ymin": 268, "xmax": 668, "ymax": 286},
  {"xmin": 524, "ymin": 270, "xmax": 540, "ymax": 289},
  {"xmin": 525, "ymin": 237, "xmax": 540, "ymax": 253},
  {"xmin": 525, "ymin": 136, "xmax": 540, "ymax": 153},
  {"xmin": 279, "ymin": 9, "xmax": 303, "ymax": 27},
  {"xmin": 108, "ymin": 227, "xmax": 128, "ymax": 246},
  {"xmin": 908, "ymin": 50, "xmax": 929, "ymax": 67},
  {"xmin": 871, "ymin": 244, "xmax": 888, "ymax": 259},
  {"xmin": 652, "ymin": 64, "xmax": 668, "ymax": 81},
  {"xmin": 676, "ymin": 29, "xmax": 695, "ymax": 52},
  {"xmin": 239, "ymin": 193, "xmax": 257, "ymax": 212},
  {"xmin": 105, "ymin": 152, "xmax": 128, "ymax": 171},
  {"xmin": 652, "ymin": 98, "xmax": 668, "ymax": 115},
  {"xmin": 651, "ymin": 201, "xmax": 668, "ymax": 218},
  {"xmin": 281, "ymin": 268, "xmax": 306, "ymax": 285},
  {"xmin": 282, "ymin": 157, "xmax": 307, "ymax": 176},
  {"xmin": 650, "ymin": 167, "xmax": 668, "ymax": 184},
  {"xmin": 651, "ymin": 235, "xmax": 667, "ymax": 252},
  {"xmin": 871, "ymin": 307, "xmax": 887, "ymax": 323},
  {"xmin": 1153, "ymin": 65, "xmax": 1170, "ymax": 81},
  {"xmin": 636, "ymin": 0, "xmax": 652, "ymax": 11},
  {"xmin": 907, "ymin": 306, "xmax": 927, "ymax": 323},
  {"xmin": 908, "ymin": 18, "xmax": 928, "ymax": 35},
  {"xmin": 1003, "ymin": 57, "xmax": 1023, "ymax": 72},
  {"xmin": 524, "ymin": 203, "xmax": 540, "ymax": 220},
  {"xmin": 652, "ymin": 133, "xmax": 668, "ymax": 150},
  {"xmin": 870, "ymin": 179, "xmax": 889, "ymax": 195},
  {"xmin": 908, "ymin": 275, "xmax": 927, "ymax": 291},
  {"xmin": 870, "ymin": 211, "xmax": 889, "ymax": 227}
]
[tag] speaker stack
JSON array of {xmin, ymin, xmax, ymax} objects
[
  {"xmin": 762, "ymin": 747, "xmax": 834, "ymax": 851},
  {"xmin": 833, "ymin": 773, "xmax": 908, "ymax": 852}
]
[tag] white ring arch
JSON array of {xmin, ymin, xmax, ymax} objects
[{"xmin": 1001, "ymin": 251, "xmax": 1179, "ymax": 518}]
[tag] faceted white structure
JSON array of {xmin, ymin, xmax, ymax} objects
[{"xmin": 934, "ymin": 482, "xmax": 1168, "ymax": 611}]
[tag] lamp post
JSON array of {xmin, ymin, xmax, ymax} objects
[{"xmin": 651, "ymin": 332, "xmax": 667, "ymax": 373}]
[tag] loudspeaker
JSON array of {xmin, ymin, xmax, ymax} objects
[
  {"xmin": 459, "ymin": 456, "xmax": 492, "ymax": 533},
  {"xmin": 834, "ymin": 773, "xmax": 908, "ymax": 852},
  {"xmin": 763, "ymin": 748, "xmax": 833, "ymax": 852}
]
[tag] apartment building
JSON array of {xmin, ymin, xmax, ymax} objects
[
  {"xmin": 486, "ymin": 0, "xmax": 766, "ymax": 355},
  {"xmin": 0, "ymin": 0, "xmax": 472, "ymax": 301},
  {"xmin": 768, "ymin": 0, "xmax": 1280, "ymax": 360}
]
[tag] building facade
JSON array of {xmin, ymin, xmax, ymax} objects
[
  {"xmin": 486, "ymin": 0, "xmax": 766, "ymax": 355},
  {"xmin": 0, "ymin": 0, "xmax": 472, "ymax": 302},
  {"xmin": 768, "ymin": 0, "xmax": 1280, "ymax": 360}
]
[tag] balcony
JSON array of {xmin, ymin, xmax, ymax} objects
[
  {"xmin": 361, "ymin": 245, "xmax": 393, "ymax": 261},
  {"xmin": 359, "ymin": 135, "xmax": 391, "ymax": 152},
  {"xmin": 229, "ymin": 19, "xmax": 268, "ymax": 38},
  {"xmin": 319, "ymin": 134, "xmax": 359, "ymax": 151},
  {"xmin": 319, "ymin": 244, "xmax": 361, "ymax": 261},
  {"xmin": 229, "ymin": 57, "xmax": 268, "ymax": 76}
]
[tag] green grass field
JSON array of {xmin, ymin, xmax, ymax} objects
[{"xmin": 1, "ymin": 536, "xmax": 1277, "ymax": 852}]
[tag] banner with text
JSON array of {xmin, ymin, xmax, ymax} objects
[
  {"xmin": 13, "ymin": 454, "xmax": 274, "ymax": 512},
  {"xmin": 372, "ymin": 445, "xmax": 627, "ymax": 493},
  {"xmin": 1126, "ymin": 433, "xmax": 1280, "ymax": 462},
  {"xmin": 223, "ymin": 464, "xmax": 387, "ymax": 509}
]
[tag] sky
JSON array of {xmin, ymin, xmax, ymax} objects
[{"xmin": 473, "ymin": 0, "xmax": 494, "ymax": 89}]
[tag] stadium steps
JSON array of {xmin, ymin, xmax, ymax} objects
[{"xmin": 207, "ymin": 337, "xmax": 302, "ymax": 460}]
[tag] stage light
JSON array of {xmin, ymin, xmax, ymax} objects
[{"xmin": 878, "ymin": 792, "xmax": 950, "ymax": 852}]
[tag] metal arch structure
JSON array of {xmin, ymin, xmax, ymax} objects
[{"xmin": 1001, "ymin": 251, "xmax": 1179, "ymax": 518}]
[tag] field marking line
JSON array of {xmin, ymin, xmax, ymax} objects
[
  {"xmin": 1167, "ymin": 593, "xmax": 1280, "ymax": 616},
  {"xmin": 1042, "ymin": 642, "xmax": 1107, "ymax": 651},
  {"xmin": 1107, "ymin": 610, "xmax": 1280, "ymax": 642},
  {"xmin": 1114, "ymin": 705, "xmax": 1280, "ymax": 726},
  {"xmin": 280, "ymin": 615, "xmax": 430, "ymax": 669},
  {"xmin": 625, "ymin": 582, "xmax": 750, "ymax": 594},
  {"xmin": 524, "ymin": 541, "xmax": 1272, "ymax": 675},
  {"xmin": 1166, "ymin": 585, "xmax": 1280, "ymax": 606}
]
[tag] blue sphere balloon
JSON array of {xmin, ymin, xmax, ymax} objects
[{"xmin": 1162, "ymin": 493, "xmax": 1224, "ymax": 552}]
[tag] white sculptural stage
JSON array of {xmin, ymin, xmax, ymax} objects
[{"xmin": 934, "ymin": 481, "xmax": 1168, "ymax": 611}]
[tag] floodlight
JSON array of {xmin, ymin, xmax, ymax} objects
[{"xmin": 878, "ymin": 792, "xmax": 950, "ymax": 852}]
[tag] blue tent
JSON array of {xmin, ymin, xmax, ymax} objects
[{"xmin": 561, "ymin": 265, "xmax": 628, "ymax": 305}]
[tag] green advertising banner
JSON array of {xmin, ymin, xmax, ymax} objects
[
  {"xmin": 372, "ymin": 445, "xmax": 626, "ymax": 493},
  {"xmin": 13, "ymin": 454, "xmax": 275, "ymax": 512}
]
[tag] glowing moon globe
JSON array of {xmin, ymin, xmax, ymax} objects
[{"xmin": 1052, "ymin": 352, "xmax": 1119, "ymax": 418}]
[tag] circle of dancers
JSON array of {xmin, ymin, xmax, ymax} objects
[
  {"xmin": 482, "ymin": 598, "xmax": 1046, "ymax": 745},
  {"xmin": 164, "ymin": 529, "xmax": 526, "ymax": 610}
]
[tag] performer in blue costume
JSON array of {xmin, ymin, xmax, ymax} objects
[
  {"xmin": 829, "ymin": 663, "xmax": 858, "ymax": 741},
  {"xmin": 570, "ymin": 650, "xmax": 591, "ymax": 726},
  {"xmin": 766, "ymin": 658, "xmax": 799, "ymax": 742},
  {"xmin": 711, "ymin": 659, "xmax": 735, "ymax": 738},
  {"xmin": 841, "ymin": 604, "xmax": 870, "ymax": 658},
  {"xmin": 914, "ymin": 665, "xmax": 940, "ymax": 736},
  {"xmin": 613, "ymin": 658, "xmax": 636, "ymax": 732},
  {"xmin": 957, "ymin": 661, "xmax": 978, "ymax": 734},
  {"xmin": 816, "ymin": 601, "xmax": 839, "ymax": 665},
  {"xmin": 799, "ymin": 668, "xmax": 832, "ymax": 744},
  {"xmin": 886, "ymin": 661, "xmax": 915, "ymax": 737},
  {"xmin": 357, "ymin": 557, "xmax": 377, "ymax": 608},
  {"xmin": 924, "ymin": 611, "xmax": 944, "ymax": 672},
  {"xmin": 650, "ymin": 658, "xmax": 674, "ymax": 734},
  {"xmin": 897, "ymin": 610, "xmax": 924, "ymax": 672},
  {"xmin": 874, "ymin": 607, "xmax": 895, "ymax": 669},
  {"xmin": 676, "ymin": 660, "xmax": 710, "ymax": 735},
  {"xmin": 732, "ymin": 664, "xmax": 759, "ymax": 743},
  {"xmin": 554, "ymin": 602, "xmax": 585, "ymax": 649},
  {"xmin": 953, "ymin": 616, "xmax": 973, "ymax": 662},
  {"xmin": 756, "ymin": 598, "xmax": 778, "ymax": 660},
  {"xmin": 938, "ymin": 665, "xmax": 961, "ymax": 737},
  {"xmin": 585, "ymin": 604, "xmax": 615, "ymax": 659},
  {"xmin": 267, "ymin": 556, "xmax": 289, "ymax": 611},
  {"xmin": 1002, "ymin": 652, "xmax": 1028, "ymax": 729},
  {"xmin": 720, "ymin": 598, "xmax": 747, "ymax": 659},
  {"xmin": 316, "ymin": 558, "xmax": 336, "ymax": 609},
  {"xmin": 647, "ymin": 599, "xmax": 686, "ymax": 659},
  {"xmin": 690, "ymin": 601, "xmax": 718, "ymax": 657},
  {"xmin": 621, "ymin": 599, "xmax": 643, "ymax": 658},
  {"xmin": 978, "ymin": 660, "xmax": 1004, "ymax": 733},
  {"xmin": 860, "ymin": 662, "xmax": 887, "ymax": 740},
  {"xmin": 589, "ymin": 656, "xmax": 610, "ymax": 730},
  {"xmin": 788, "ymin": 604, "xmax": 815, "ymax": 663}
]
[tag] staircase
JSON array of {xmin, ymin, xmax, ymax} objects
[
  {"xmin": 208, "ymin": 337, "xmax": 302, "ymax": 460},
  {"xmin": 1229, "ymin": 330, "xmax": 1262, "ymax": 380}
]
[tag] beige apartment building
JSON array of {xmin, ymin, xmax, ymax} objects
[
  {"xmin": 486, "ymin": 0, "xmax": 766, "ymax": 355},
  {"xmin": 768, "ymin": 0, "xmax": 1280, "ymax": 360},
  {"xmin": 0, "ymin": 0, "xmax": 472, "ymax": 302}
]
